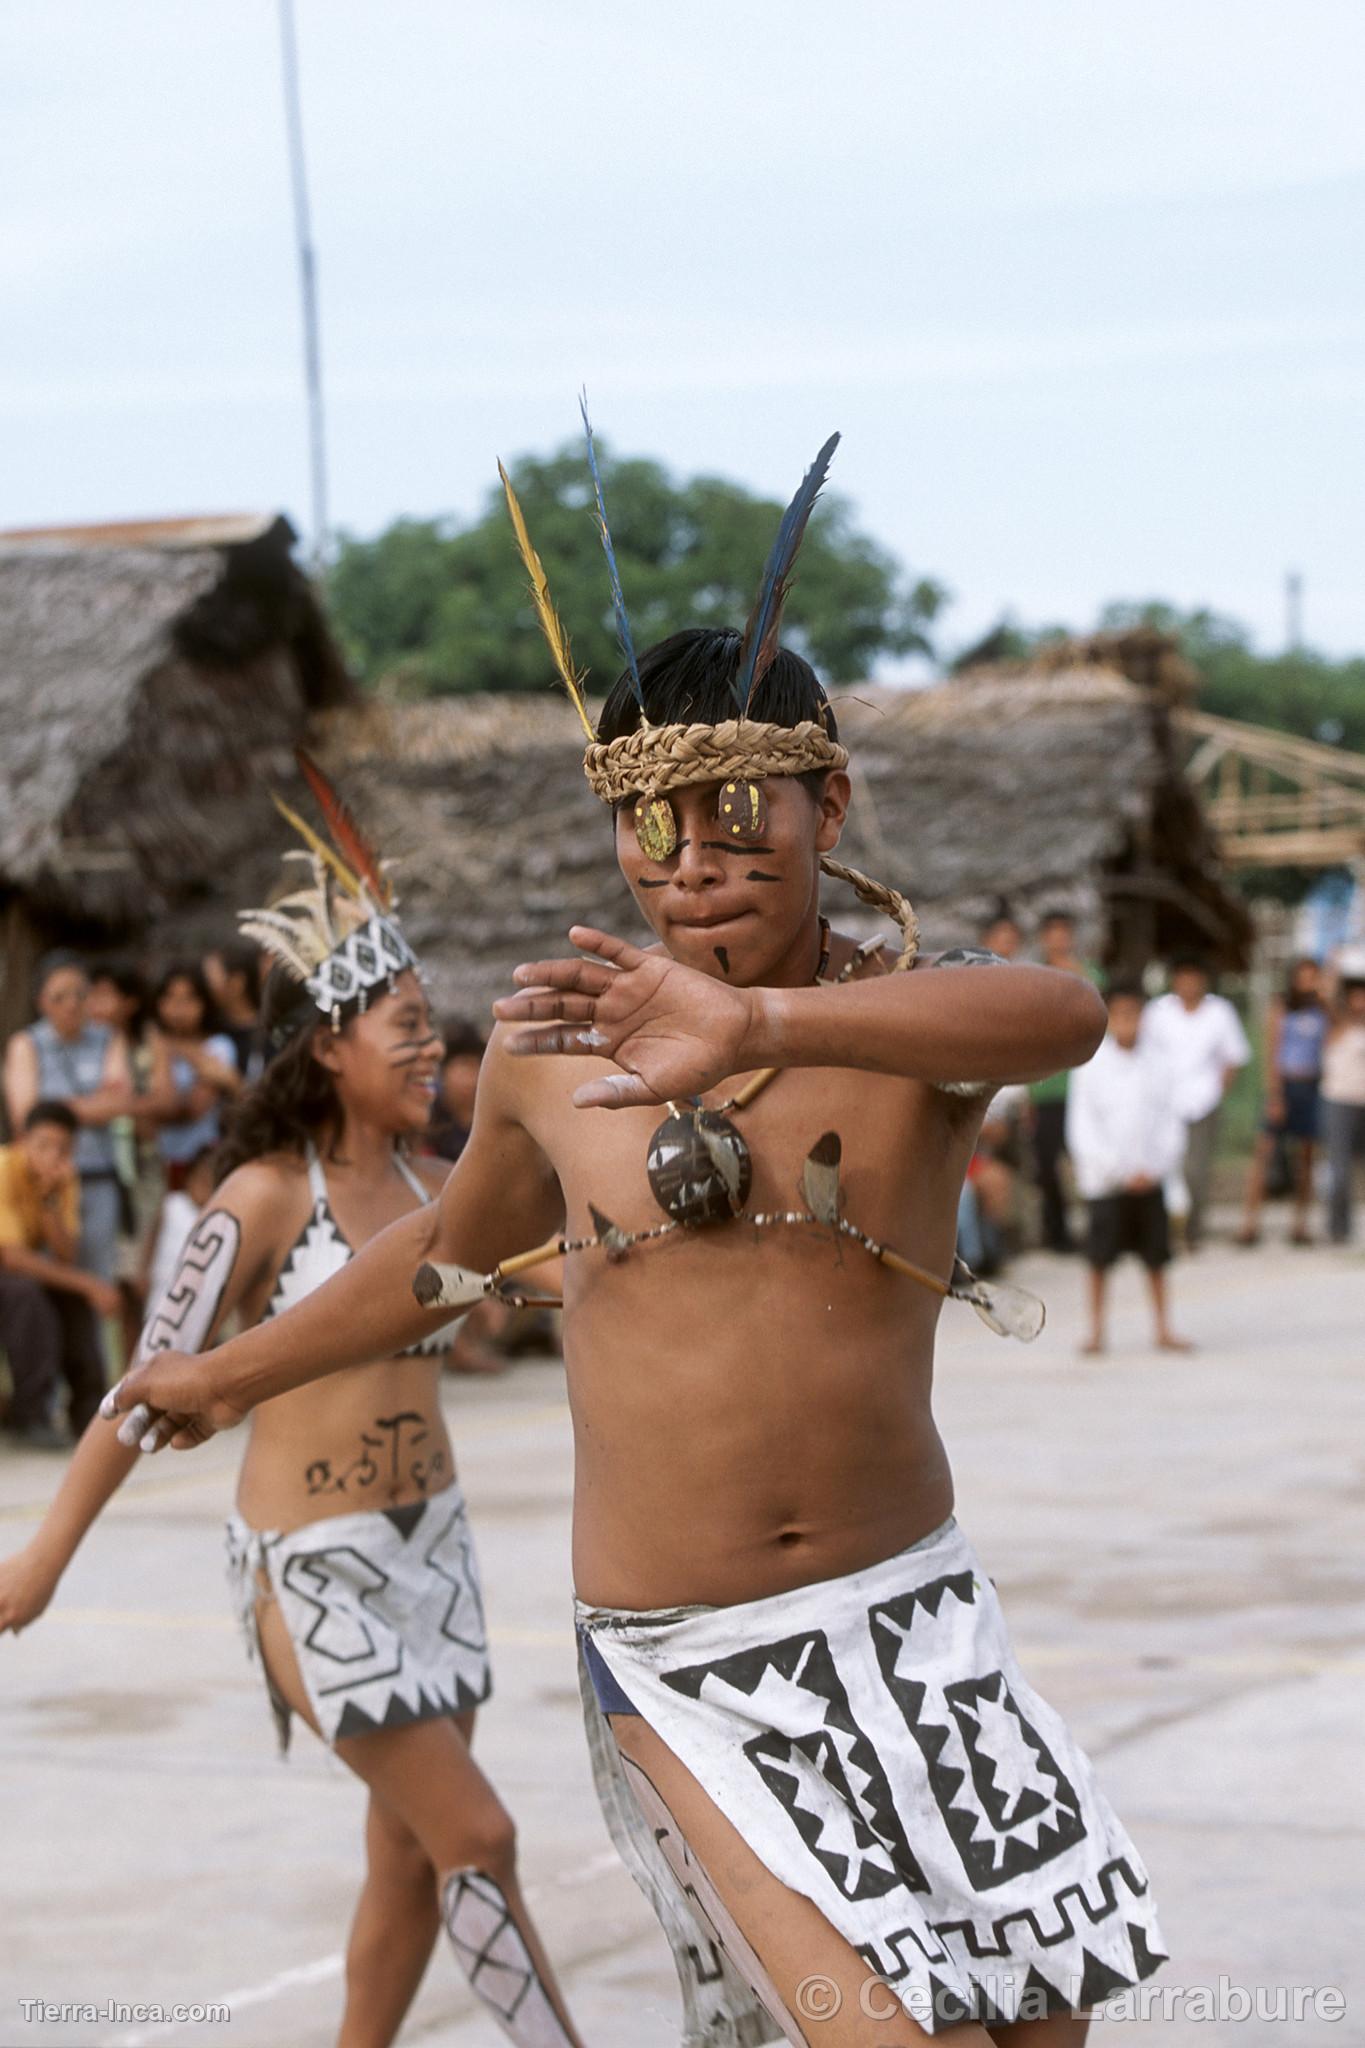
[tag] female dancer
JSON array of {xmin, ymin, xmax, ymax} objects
[{"xmin": 0, "ymin": 822, "xmax": 584, "ymax": 2048}]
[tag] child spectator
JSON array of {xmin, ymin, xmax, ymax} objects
[
  {"xmin": 1236, "ymin": 957, "xmax": 1327, "ymax": 1246},
  {"xmin": 203, "ymin": 938, "xmax": 267, "ymax": 1082},
  {"xmin": 147, "ymin": 964, "xmax": 240, "ymax": 1188},
  {"xmin": 142, "ymin": 1144, "xmax": 219, "ymax": 1311},
  {"xmin": 425, "ymin": 1019, "xmax": 487, "ymax": 1164},
  {"xmin": 1141, "ymin": 956, "xmax": 1250, "ymax": 1248},
  {"xmin": 1321, "ymin": 958, "xmax": 1365, "ymax": 1244},
  {"xmin": 0, "ymin": 1102, "xmax": 118, "ymax": 1448},
  {"xmin": 1067, "ymin": 984, "xmax": 1193, "ymax": 1355}
]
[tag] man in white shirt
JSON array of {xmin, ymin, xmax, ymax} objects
[
  {"xmin": 1140, "ymin": 957, "xmax": 1251, "ymax": 1248},
  {"xmin": 1068, "ymin": 984, "xmax": 1192, "ymax": 1353}
]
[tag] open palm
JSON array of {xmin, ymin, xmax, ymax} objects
[{"xmin": 493, "ymin": 926, "xmax": 754, "ymax": 1108}]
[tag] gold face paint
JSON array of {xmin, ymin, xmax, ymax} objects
[
  {"xmin": 634, "ymin": 794, "xmax": 678, "ymax": 861},
  {"xmin": 718, "ymin": 778, "xmax": 769, "ymax": 842}
]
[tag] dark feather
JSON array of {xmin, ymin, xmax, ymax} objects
[
  {"xmin": 579, "ymin": 393, "xmax": 644, "ymax": 708},
  {"xmin": 296, "ymin": 749, "xmax": 391, "ymax": 908},
  {"xmin": 732, "ymin": 432, "xmax": 840, "ymax": 716}
]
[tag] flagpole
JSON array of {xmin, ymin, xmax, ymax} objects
[{"xmin": 278, "ymin": 0, "xmax": 328, "ymax": 570}]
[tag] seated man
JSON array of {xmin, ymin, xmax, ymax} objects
[{"xmin": 0, "ymin": 1100, "xmax": 117, "ymax": 1448}]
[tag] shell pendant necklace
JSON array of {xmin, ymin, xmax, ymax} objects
[{"xmin": 643, "ymin": 917, "xmax": 882, "ymax": 1229}]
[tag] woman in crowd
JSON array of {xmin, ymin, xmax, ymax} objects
[
  {"xmin": 1236, "ymin": 956, "xmax": 1327, "ymax": 1246},
  {"xmin": 0, "ymin": 838, "xmax": 584, "ymax": 2048},
  {"xmin": 3, "ymin": 953, "xmax": 135, "ymax": 1293}
]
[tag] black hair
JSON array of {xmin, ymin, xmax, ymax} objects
[
  {"xmin": 1039, "ymin": 908, "xmax": 1075, "ymax": 930},
  {"xmin": 24, "ymin": 1098, "xmax": 79, "ymax": 1136},
  {"xmin": 595, "ymin": 629, "xmax": 838, "ymax": 803},
  {"xmin": 1105, "ymin": 980, "xmax": 1146, "ymax": 1007},
  {"xmin": 1169, "ymin": 953, "xmax": 1211, "ymax": 979},
  {"xmin": 441, "ymin": 1017, "xmax": 487, "ymax": 1062},
  {"xmin": 210, "ymin": 937, "xmax": 263, "ymax": 1009},
  {"xmin": 214, "ymin": 964, "xmax": 341, "ymax": 1183},
  {"xmin": 33, "ymin": 949, "xmax": 86, "ymax": 1004},
  {"xmin": 980, "ymin": 899, "xmax": 1020, "ymax": 935},
  {"xmin": 1283, "ymin": 956, "xmax": 1323, "ymax": 1013},
  {"xmin": 153, "ymin": 959, "xmax": 220, "ymax": 1033},
  {"xmin": 89, "ymin": 957, "xmax": 150, "ymax": 1036}
]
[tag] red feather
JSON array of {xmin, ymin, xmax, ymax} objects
[{"xmin": 295, "ymin": 749, "xmax": 391, "ymax": 908}]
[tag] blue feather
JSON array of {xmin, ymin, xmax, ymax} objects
[
  {"xmin": 579, "ymin": 391, "xmax": 644, "ymax": 709},
  {"xmin": 732, "ymin": 431, "xmax": 841, "ymax": 716}
]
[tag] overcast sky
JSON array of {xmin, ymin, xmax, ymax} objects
[{"xmin": 3, "ymin": 1, "xmax": 1361, "ymax": 666}]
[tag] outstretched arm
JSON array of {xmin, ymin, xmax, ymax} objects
[
  {"xmin": 0, "ymin": 1165, "xmax": 282, "ymax": 1633},
  {"xmin": 103, "ymin": 1035, "xmax": 562, "ymax": 1450},
  {"xmin": 496, "ymin": 927, "xmax": 1106, "ymax": 1109}
]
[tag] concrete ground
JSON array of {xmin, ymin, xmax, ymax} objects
[{"xmin": 2, "ymin": 1229, "xmax": 1362, "ymax": 2047}]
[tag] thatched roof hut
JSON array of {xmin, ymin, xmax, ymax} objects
[
  {"xmin": 0, "ymin": 515, "xmax": 351, "ymax": 1038},
  {"xmin": 303, "ymin": 637, "xmax": 1251, "ymax": 1025}
]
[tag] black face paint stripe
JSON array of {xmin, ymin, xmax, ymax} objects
[
  {"xmin": 714, "ymin": 946, "xmax": 731, "ymax": 975},
  {"xmin": 745, "ymin": 869, "xmax": 782, "ymax": 883},
  {"xmin": 637, "ymin": 878, "xmax": 667, "ymax": 889},
  {"xmin": 700, "ymin": 841, "xmax": 775, "ymax": 855}
]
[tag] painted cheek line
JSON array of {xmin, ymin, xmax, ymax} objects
[
  {"xmin": 699, "ymin": 841, "xmax": 776, "ymax": 855},
  {"xmin": 745, "ymin": 870, "xmax": 783, "ymax": 883}
]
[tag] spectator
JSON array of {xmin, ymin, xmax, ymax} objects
[
  {"xmin": 1067, "ymin": 984, "xmax": 1192, "ymax": 1355},
  {"xmin": 1140, "ymin": 956, "xmax": 1251, "ymax": 1248},
  {"xmin": 147, "ymin": 963, "xmax": 241, "ymax": 1188},
  {"xmin": 1026, "ymin": 909, "xmax": 1093, "ymax": 1252},
  {"xmin": 203, "ymin": 938, "xmax": 267, "ymax": 1082},
  {"xmin": 426, "ymin": 1019, "xmax": 487, "ymax": 1163},
  {"xmin": 142, "ymin": 1144, "xmax": 218, "ymax": 1309},
  {"xmin": 1236, "ymin": 957, "xmax": 1327, "ymax": 1247},
  {"xmin": 1321, "ymin": 959, "xmax": 1365, "ymax": 1244},
  {"xmin": 0, "ymin": 1102, "xmax": 118, "ymax": 1447},
  {"xmin": 3, "ymin": 952, "xmax": 134, "ymax": 1292},
  {"xmin": 979, "ymin": 901, "xmax": 1023, "ymax": 961}
]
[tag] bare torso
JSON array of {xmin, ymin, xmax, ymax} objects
[
  {"xmin": 517, "ymin": 980, "xmax": 984, "ymax": 1609},
  {"xmin": 232, "ymin": 1152, "xmax": 456, "ymax": 1533}
]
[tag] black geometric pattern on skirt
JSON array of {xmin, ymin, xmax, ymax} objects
[
  {"xmin": 661, "ymin": 1627, "xmax": 929, "ymax": 1902},
  {"xmin": 278, "ymin": 1495, "xmax": 492, "ymax": 1740},
  {"xmin": 869, "ymin": 1581, "xmax": 1087, "ymax": 1892}
]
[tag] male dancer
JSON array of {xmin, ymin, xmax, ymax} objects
[{"xmin": 108, "ymin": 440, "xmax": 1167, "ymax": 2041}]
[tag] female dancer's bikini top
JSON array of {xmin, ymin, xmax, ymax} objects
[{"xmin": 264, "ymin": 1144, "xmax": 461, "ymax": 1357}]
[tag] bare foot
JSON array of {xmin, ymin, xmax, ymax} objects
[
  {"xmin": 1156, "ymin": 1332, "xmax": 1196, "ymax": 1353},
  {"xmin": 1078, "ymin": 1337, "xmax": 1105, "ymax": 1357}
]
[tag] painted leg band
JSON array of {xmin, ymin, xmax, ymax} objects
[{"xmin": 440, "ymin": 1868, "xmax": 574, "ymax": 2048}]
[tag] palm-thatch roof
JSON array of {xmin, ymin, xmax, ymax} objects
[{"xmin": 0, "ymin": 515, "xmax": 351, "ymax": 1035}]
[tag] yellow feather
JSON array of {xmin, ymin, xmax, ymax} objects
[
  {"xmin": 270, "ymin": 794, "xmax": 363, "ymax": 901},
  {"xmin": 498, "ymin": 461, "xmax": 595, "ymax": 740}
]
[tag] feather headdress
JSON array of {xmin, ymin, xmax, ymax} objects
[
  {"xmin": 732, "ymin": 432, "xmax": 840, "ymax": 717},
  {"xmin": 578, "ymin": 392, "xmax": 644, "ymax": 712},
  {"xmin": 498, "ymin": 460, "xmax": 595, "ymax": 742},
  {"xmin": 239, "ymin": 751, "xmax": 418, "ymax": 1036}
]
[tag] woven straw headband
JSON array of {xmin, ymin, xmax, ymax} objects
[{"xmin": 582, "ymin": 718, "xmax": 849, "ymax": 804}]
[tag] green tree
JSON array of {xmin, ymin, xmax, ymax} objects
[
  {"xmin": 1097, "ymin": 599, "xmax": 1365, "ymax": 753},
  {"xmin": 326, "ymin": 441, "xmax": 947, "ymax": 696}
]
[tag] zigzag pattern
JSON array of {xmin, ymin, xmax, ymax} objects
[{"xmin": 662, "ymin": 1627, "xmax": 928, "ymax": 1901}]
